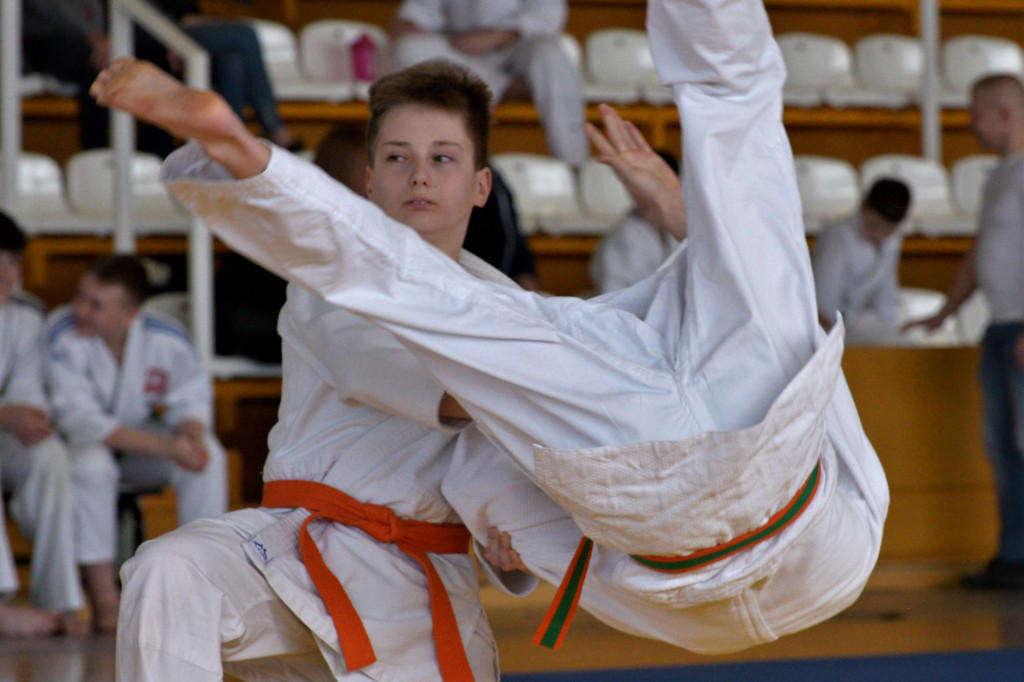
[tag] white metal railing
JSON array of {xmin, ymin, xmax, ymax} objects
[
  {"xmin": 1, "ymin": 0, "xmax": 22, "ymax": 211},
  {"xmin": 109, "ymin": 0, "xmax": 213, "ymax": 368},
  {"xmin": 920, "ymin": 0, "xmax": 941, "ymax": 162}
]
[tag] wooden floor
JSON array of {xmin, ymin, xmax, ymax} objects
[{"xmin": 3, "ymin": 560, "xmax": 1024, "ymax": 680}]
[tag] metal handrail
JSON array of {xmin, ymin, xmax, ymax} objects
[{"xmin": 110, "ymin": 0, "xmax": 213, "ymax": 368}]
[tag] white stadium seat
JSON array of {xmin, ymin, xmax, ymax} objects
[
  {"xmin": 860, "ymin": 154, "xmax": 970, "ymax": 236},
  {"xmin": 248, "ymin": 19, "xmax": 354, "ymax": 102},
  {"xmin": 777, "ymin": 32, "xmax": 855, "ymax": 108},
  {"xmin": 0, "ymin": 152, "xmax": 92, "ymax": 234},
  {"xmin": 65, "ymin": 149, "xmax": 189, "ymax": 234},
  {"xmin": 582, "ymin": 29, "xmax": 659, "ymax": 104},
  {"xmin": 824, "ymin": 34, "xmax": 921, "ymax": 109},
  {"xmin": 940, "ymin": 35, "xmax": 1024, "ymax": 108},
  {"xmin": 578, "ymin": 159, "xmax": 634, "ymax": 223},
  {"xmin": 793, "ymin": 155, "xmax": 860, "ymax": 234},
  {"xmin": 299, "ymin": 19, "xmax": 389, "ymax": 101},
  {"xmin": 491, "ymin": 153, "xmax": 618, "ymax": 236}
]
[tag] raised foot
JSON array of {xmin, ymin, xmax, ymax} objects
[{"xmin": 90, "ymin": 57, "xmax": 244, "ymax": 147}]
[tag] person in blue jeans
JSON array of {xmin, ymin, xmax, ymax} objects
[
  {"xmin": 907, "ymin": 73, "xmax": 1024, "ymax": 589},
  {"xmin": 149, "ymin": 0, "xmax": 302, "ymax": 150}
]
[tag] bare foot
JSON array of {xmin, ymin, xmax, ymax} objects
[
  {"xmin": 90, "ymin": 57, "xmax": 270, "ymax": 178},
  {"xmin": 0, "ymin": 603, "xmax": 61, "ymax": 637},
  {"xmin": 59, "ymin": 610, "xmax": 91, "ymax": 637},
  {"xmin": 91, "ymin": 57, "xmax": 236, "ymax": 142}
]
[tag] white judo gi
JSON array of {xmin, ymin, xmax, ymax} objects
[
  {"xmin": 162, "ymin": 0, "xmax": 888, "ymax": 655},
  {"xmin": 391, "ymin": 0, "xmax": 588, "ymax": 166},
  {"xmin": 589, "ymin": 213, "xmax": 679, "ymax": 294},
  {"xmin": 811, "ymin": 215, "xmax": 903, "ymax": 345},
  {"xmin": 0, "ymin": 292, "xmax": 83, "ymax": 613},
  {"xmin": 117, "ymin": 277, "xmax": 522, "ymax": 681},
  {"xmin": 45, "ymin": 306, "xmax": 227, "ymax": 566}
]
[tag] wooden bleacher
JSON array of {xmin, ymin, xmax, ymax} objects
[{"xmin": 12, "ymin": 0, "xmax": 1018, "ymax": 561}]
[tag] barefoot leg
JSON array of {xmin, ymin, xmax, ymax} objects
[
  {"xmin": 90, "ymin": 57, "xmax": 270, "ymax": 178},
  {"xmin": 81, "ymin": 562, "xmax": 121, "ymax": 634}
]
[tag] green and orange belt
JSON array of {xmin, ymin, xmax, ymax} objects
[{"xmin": 533, "ymin": 459, "xmax": 823, "ymax": 649}]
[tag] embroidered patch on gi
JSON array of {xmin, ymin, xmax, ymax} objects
[{"xmin": 249, "ymin": 536, "xmax": 273, "ymax": 565}]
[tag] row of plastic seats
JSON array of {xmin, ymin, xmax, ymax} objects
[
  {"xmin": 795, "ymin": 152, "xmax": 998, "ymax": 236},
  {"xmin": 247, "ymin": 21, "xmax": 672, "ymax": 106},
  {"xmin": 0, "ymin": 150, "xmax": 189, "ymax": 235},
  {"xmin": 779, "ymin": 32, "xmax": 1024, "ymax": 109},
  {"xmin": 492, "ymin": 153, "xmax": 638, "ymax": 236},
  {"xmin": 248, "ymin": 18, "xmax": 389, "ymax": 102}
]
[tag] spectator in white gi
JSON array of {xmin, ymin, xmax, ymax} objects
[
  {"xmin": 390, "ymin": 0, "xmax": 589, "ymax": 167},
  {"xmin": 45, "ymin": 255, "xmax": 227, "ymax": 632},
  {"xmin": 906, "ymin": 74, "xmax": 1024, "ymax": 589},
  {"xmin": 0, "ymin": 214, "xmax": 89, "ymax": 637},
  {"xmin": 589, "ymin": 150, "xmax": 681, "ymax": 294},
  {"xmin": 811, "ymin": 178, "xmax": 911, "ymax": 345},
  {"xmin": 92, "ymin": 0, "xmax": 888, "ymax": 657}
]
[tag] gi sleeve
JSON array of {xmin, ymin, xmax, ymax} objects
[
  {"xmin": 45, "ymin": 321, "xmax": 120, "ymax": 446},
  {"xmin": 0, "ymin": 308, "xmax": 49, "ymax": 410},
  {"xmin": 394, "ymin": 0, "xmax": 448, "ymax": 33},
  {"xmin": 868, "ymin": 234, "xmax": 903, "ymax": 325},
  {"xmin": 282, "ymin": 285, "xmax": 452, "ymax": 431},
  {"xmin": 160, "ymin": 331, "xmax": 214, "ymax": 429},
  {"xmin": 810, "ymin": 224, "xmax": 849, "ymax": 322}
]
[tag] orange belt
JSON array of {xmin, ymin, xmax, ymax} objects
[{"xmin": 262, "ymin": 480, "xmax": 475, "ymax": 681}]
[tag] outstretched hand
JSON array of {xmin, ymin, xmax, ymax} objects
[
  {"xmin": 585, "ymin": 104, "xmax": 686, "ymax": 240},
  {"xmin": 484, "ymin": 527, "xmax": 530, "ymax": 574}
]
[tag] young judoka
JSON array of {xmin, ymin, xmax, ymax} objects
[
  {"xmin": 103, "ymin": 63, "xmax": 547, "ymax": 682},
  {"xmin": 45, "ymin": 255, "xmax": 228, "ymax": 632},
  {"xmin": 92, "ymin": 0, "xmax": 889, "ymax": 659},
  {"xmin": 811, "ymin": 178, "xmax": 911, "ymax": 345},
  {"xmin": 0, "ymin": 214, "xmax": 88, "ymax": 637}
]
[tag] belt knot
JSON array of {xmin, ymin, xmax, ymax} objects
[{"xmin": 363, "ymin": 503, "xmax": 406, "ymax": 543}]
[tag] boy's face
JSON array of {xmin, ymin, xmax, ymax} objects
[
  {"xmin": 859, "ymin": 207, "xmax": 899, "ymax": 247},
  {"xmin": 366, "ymin": 104, "xmax": 490, "ymax": 255},
  {"xmin": 72, "ymin": 273, "xmax": 138, "ymax": 342},
  {"xmin": 0, "ymin": 250, "xmax": 20, "ymax": 306}
]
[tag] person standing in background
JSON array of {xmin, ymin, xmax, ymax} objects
[{"xmin": 905, "ymin": 74, "xmax": 1024, "ymax": 589}]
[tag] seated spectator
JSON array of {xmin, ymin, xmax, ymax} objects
[
  {"xmin": 0, "ymin": 213, "xmax": 89, "ymax": 637},
  {"xmin": 152, "ymin": 0, "xmax": 303, "ymax": 150},
  {"xmin": 391, "ymin": 0, "xmax": 588, "ymax": 166},
  {"xmin": 45, "ymin": 255, "xmax": 228, "ymax": 632},
  {"xmin": 22, "ymin": 0, "xmax": 110, "ymax": 151},
  {"xmin": 589, "ymin": 150, "xmax": 681, "ymax": 294},
  {"xmin": 811, "ymin": 178, "xmax": 912, "ymax": 345}
]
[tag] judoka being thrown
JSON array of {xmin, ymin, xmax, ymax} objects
[{"xmin": 93, "ymin": 0, "xmax": 888, "ymax": 662}]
